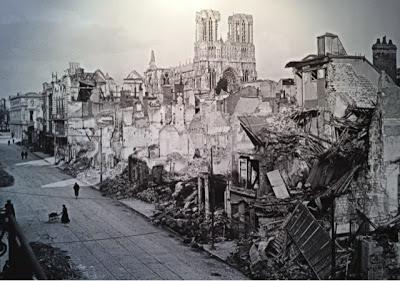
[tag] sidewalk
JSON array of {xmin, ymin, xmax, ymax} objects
[
  {"xmin": 120, "ymin": 198, "xmax": 156, "ymax": 219},
  {"xmin": 30, "ymin": 149, "xmax": 237, "ymax": 267},
  {"xmin": 120, "ymin": 198, "xmax": 236, "ymax": 264}
]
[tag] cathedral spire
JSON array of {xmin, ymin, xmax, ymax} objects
[{"xmin": 149, "ymin": 50, "xmax": 156, "ymax": 69}]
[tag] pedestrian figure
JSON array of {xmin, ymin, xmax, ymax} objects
[
  {"xmin": 61, "ymin": 205, "xmax": 70, "ymax": 224},
  {"xmin": 20, "ymin": 151, "xmax": 24, "ymax": 160},
  {"xmin": 73, "ymin": 182, "xmax": 80, "ymax": 199},
  {"xmin": 24, "ymin": 151, "xmax": 28, "ymax": 159},
  {"xmin": 7, "ymin": 140, "xmax": 10, "ymax": 145},
  {"xmin": 5, "ymin": 200, "xmax": 15, "ymax": 218},
  {"xmin": 12, "ymin": 139, "xmax": 14, "ymax": 144}
]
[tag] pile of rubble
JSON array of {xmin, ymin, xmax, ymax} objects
[
  {"xmin": 173, "ymin": 158, "xmax": 208, "ymax": 181},
  {"xmin": 225, "ymin": 107, "xmax": 379, "ymax": 279},
  {"xmin": 152, "ymin": 179, "xmax": 205, "ymax": 240},
  {"xmin": 30, "ymin": 242, "xmax": 84, "ymax": 280},
  {"xmin": 63, "ymin": 157, "xmax": 91, "ymax": 177},
  {"xmin": 227, "ymin": 205, "xmax": 323, "ymax": 280},
  {"xmin": 99, "ymin": 164, "xmax": 174, "ymax": 202},
  {"xmin": 226, "ymin": 237, "xmax": 253, "ymax": 276},
  {"xmin": 98, "ymin": 167, "xmax": 137, "ymax": 199},
  {"xmin": 136, "ymin": 183, "xmax": 173, "ymax": 203},
  {"xmin": 150, "ymin": 178, "xmax": 229, "ymax": 244}
]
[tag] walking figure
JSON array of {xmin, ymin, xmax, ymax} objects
[
  {"xmin": 61, "ymin": 205, "xmax": 70, "ymax": 224},
  {"xmin": 20, "ymin": 151, "xmax": 24, "ymax": 160},
  {"xmin": 24, "ymin": 151, "xmax": 28, "ymax": 159},
  {"xmin": 7, "ymin": 140, "xmax": 10, "ymax": 145},
  {"xmin": 12, "ymin": 139, "xmax": 14, "ymax": 144},
  {"xmin": 73, "ymin": 182, "xmax": 80, "ymax": 199}
]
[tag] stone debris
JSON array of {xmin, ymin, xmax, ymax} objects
[
  {"xmin": 30, "ymin": 242, "xmax": 85, "ymax": 280},
  {"xmin": 226, "ymin": 106, "xmax": 400, "ymax": 280},
  {"xmin": 57, "ymin": 103, "xmax": 399, "ymax": 280},
  {"xmin": 63, "ymin": 157, "xmax": 91, "ymax": 177},
  {"xmin": 99, "ymin": 167, "xmax": 137, "ymax": 199}
]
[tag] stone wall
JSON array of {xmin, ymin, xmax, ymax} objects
[
  {"xmin": 159, "ymin": 125, "xmax": 190, "ymax": 157},
  {"xmin": 367, "ymin": 92, "xmax": 397, "ymax": 223}
]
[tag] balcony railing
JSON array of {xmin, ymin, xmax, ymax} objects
[{"xmin": 0, "ymin": 202, "xmax": 47, "ymax": 279}]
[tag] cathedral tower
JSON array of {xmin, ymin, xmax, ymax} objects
[
  {"xmin": 225, "ymin": 14, "xmax": 256, "ymax": 83},
  {"xmin": 227, "ymin": 13, "xmax": 253, "ymax": 44},
  {"xmin": 193, "ymin": 10, "xmax": 257, "ymax": 94},
  {"xmin": 195, "ymin": 10, "xmax": 220, "ymax": 43}
]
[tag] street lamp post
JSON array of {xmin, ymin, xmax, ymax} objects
[
  {"xmin": 210, "ymin": 147, "xmax": 215, "ymax": 250},
  {"xmin": 53, "ymin": 130, "xmax": 56, "ymax": 164},
  {"xmin": 100, "ymin": 126, "xmax": 103, "ymax": 183},
  {"xmin": 331, "ymin": 198, "xmax": 336, "ymax": 279}
]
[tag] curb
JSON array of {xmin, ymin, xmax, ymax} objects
[
  {"xmin": 201, "ymin": 245, "xmax": 232, "ymax": 265},
  {"xmin": 117, "ymin": 200, "xmax": 188, "ymax": 242},
  {"xmin": 117, "ymin": 201, "xmax": 234, "ymax": 267}
]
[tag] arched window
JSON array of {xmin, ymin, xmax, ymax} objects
[
  {"xmin": 242, "ymin": 21, "xmax": 246, "ymax": 42},
  {"xmin": 202, "ymin": 19, "xmax": 207, "ymax": 41},
  {"xmin": 209, "ymin": 19, "xmax": 213, "ymax": 41},
  {"xmin": 244, "ymin": 70, "xmax": 249, "ymax": 82},
  {"xmin": 235, "ymin": 22, "xmax": 240, "ymax": 42}
]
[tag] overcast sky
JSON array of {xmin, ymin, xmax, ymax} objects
[{"xmin": 1, "ymin": 0, "xmax": 400, "ymax": 99}]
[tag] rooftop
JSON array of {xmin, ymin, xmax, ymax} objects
[
  {"xmin": 327, "ymin": 62, "xmax": 377, "ymax": 109},
  {"xmin": 125, "ymin": 70, "xmax": 143, "ymax": 80}
]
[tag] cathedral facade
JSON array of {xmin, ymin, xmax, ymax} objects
[{"xmin": 144, "ymin": 9, "xmax": 257, "ymax": 99}]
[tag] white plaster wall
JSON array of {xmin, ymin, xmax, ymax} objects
[
  {"xmin": 303, "ymin": 73, "xmax": 317, "ymax": 101},
  {"xmin": 333, "ymin": 95, "xmax": 347, "ymax": 118},
  {"xmin": 385, "ymin": 164, "xmax": 399, "ymax": 216},
  {"xmin": 159, "ymin": 125, "xmax": 189, "ymax": 157},
  {"xmin": 123, "ymin": 126, "xmax": 150, "ymax": 149},
  {"xmin": 294, "ymin": 74, "xmax": 304, "ymax": 107}
]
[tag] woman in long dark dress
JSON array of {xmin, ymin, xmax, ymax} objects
[{"xmin": 61, "ymin": 205, "xmax": 70, "ymax": 224}]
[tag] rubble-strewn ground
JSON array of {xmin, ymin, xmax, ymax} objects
[
  {"xmin": 98, "ymin": 167, "xmax": 136, "ymax": 199},
  {"xmin": 226, "ymin": 237, "xmax": 315, "ymax": 280},
  {"xmin": 30, "ymin": 242, "xmax": 85, "ymax": 280},
  {"xmin": 0, "ymin": 162, "xmax": 14, "ymax": 187},
  {"xmin": 55, "ymin": 106, "xmax": 400, "ymax": 279},
  {"xmin": 63, "ymin": 157, "xmax": 91, "ymax": 177},
  {"xmin": 97, "ymin": 161, "xmax": 231, "ymax": 246}
]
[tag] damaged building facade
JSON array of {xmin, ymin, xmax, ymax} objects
[
  {"xmin": 285, "ymin": 32, "xmax": 400, "ymax": 227},
  {"xmin": 13, "ymin": 6, "xmax": 400, "ymax": 278}
]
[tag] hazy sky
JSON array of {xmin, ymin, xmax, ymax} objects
[{"xmin": 1, "ymin": 0, "xmax": 400, "ymax": 98}]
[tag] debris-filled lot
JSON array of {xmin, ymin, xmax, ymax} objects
[{"xmin": 93, "ymin": 105, "xmax": 400, "ymax": 279}]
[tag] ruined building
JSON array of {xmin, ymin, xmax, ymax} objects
[
  {"xmin": 286, "ymin": 33, "xmax": 400, "ymax": 226},
  {"xmin": 144, "ymin": 9, "xmax": 257, "ymax": 99},
  {"xmin": 372, "ymin": 36, "xmax": 397, "ymax": 84}
]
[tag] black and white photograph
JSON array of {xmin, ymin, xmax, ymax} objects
[{"xmin": 0, "ymin": 0, "xmax": 400, "ymax": 279}]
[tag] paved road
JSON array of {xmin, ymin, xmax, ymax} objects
[{"xmin": 0, "ymin": 142, "xmax": 246, "ymax": 280}]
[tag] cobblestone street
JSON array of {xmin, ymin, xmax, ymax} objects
[{"xmin": 0, "ymin": 141, "xmax": 246, "ymax": 279}]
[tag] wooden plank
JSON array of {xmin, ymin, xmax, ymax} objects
[
  {"xmin": 285, "ymin": 203, "xmax": 332, "ymax": 280},
  {"xmin": 267, "ymin": 170, "xmax": 290, "ymax": 199}
]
